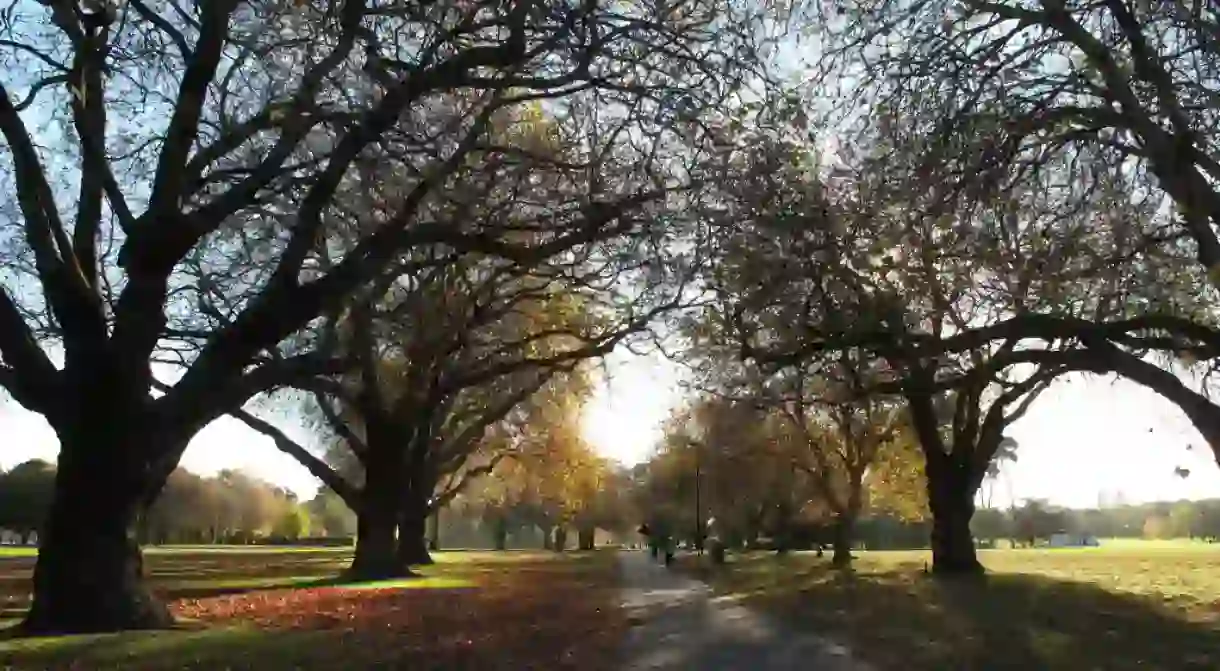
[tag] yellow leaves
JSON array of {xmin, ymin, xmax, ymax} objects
[
  {"xmin": 865, "ymin": 427, "xmax": 928, "ymax": 522},
  {"xmin": 491, "ymin": 100, "xmax": 560, "ymax": 156},
  {"xmin": 518, "ymin": 101, "xmax": 545, "ymax": 126}
]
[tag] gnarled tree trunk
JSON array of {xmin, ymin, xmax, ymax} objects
[
  {"xmin": 396, "ymin": 505, "xmax": 432, "ymax": 566},
  {"xmin": 926, "ymin": 458, "xmax": 983, "ymax": 576},
  {"xmin": 350, "ymin": 508, "xmax": 402, "ymax": 580},
  {"xmin": 394, "ymin": 472, "xmax": 433, "ymax": 566},
  {"xmin": 349, "ymin": 456, "xmax": 409, "ymax": 580},
  {"xmin": 23, "ymin": 421, "xmax": 175, "ymax": 634}
]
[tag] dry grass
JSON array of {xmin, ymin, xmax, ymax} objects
[
  {"xmin": 0, "ymin": 549, "xmax": 624, "ymax": 670},
  {"xmin": 682, "ymin": 545, "xmax": 1220, "ymax": 671}
]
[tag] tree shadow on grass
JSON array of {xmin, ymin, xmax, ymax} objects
[{"xmin": 722, "ymin": 559, "xmax": 1220, "ymax": 671}]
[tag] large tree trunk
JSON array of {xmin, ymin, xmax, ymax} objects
[
  {"xmin": 350, "ymin": 508, "xmax": 404, "ymax": 580},
  {"xmin": 831, "ymin": 513, "xmax": 856, "ymax": 567},
  {"xmin": 491, "ymin": 517, "xmax": 508, "ymax": 551},
  {"xmin": 23, "ymin": 427, "xmax": 174, "ymax": 634},
  {"xmin": 773, "ymin": 501, "xmax": 792, "ymax": 555},
  {"xmin": 577, "ymin": 526, "xmax": 596, "ymax": 551},
  {"xmin": 396, "ymin": 506, "xmax": 432, "ymax": 566},
  {"xmin": 349, "ymin": 460, "xmax": 409, "ymax": 580},
  {"xmin": 394, "ymin": 476, "xmax": 433, "ymax": 566},
  {"xmin": 926, "ymin": 459, "xmax": 984, "ymax": 576},
  {"xmin": 832, "ymin": 482, "xmax": 864, "ymax": 567}
]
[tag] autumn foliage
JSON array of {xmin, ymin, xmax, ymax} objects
[{"xmin": 0, "ymin": 549, "xmax": 624, "ymax": 670}]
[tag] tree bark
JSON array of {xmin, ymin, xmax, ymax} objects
[
  {"xmin": 394, "ymin": 471, "xmax": 433, "ymax": 566},
  {"xmin": 491, "ymin": 517, "xmax": 508, "ymax": 551},
  {"xmin": 831, "ymin": 513, "xmax": 856, "ymax": 567},
  {"xmin": 23, "ymin": 426, "xmax": 174, "ymax": 634},
  {"xmin": 349, "ymin": 507, "xmax": 405, "ymax": 580},
  {"xmin": 396, "ymin": 506, "xmax": 432, "ymax": 566},
  {"xmin": 926, "ymin": 458, "xmax": 984, "ymax": 576},
  {"xmin": 773, "ymin": 501, "xmax": 792, "ymax": 555},
  {"xmin": 553, "ymin": 526, "xmax": 568, "ymax": 552},
  {"xmin": 832, "ymin": 482, "xmax": 864, "ymax": 567},
  {"xmin": 577, "ymin": 526, "xmax": 595, "ymax": 551},
  {"xmin": 349, "ymin": 457, "xmax": 410, "ymax": 580}
]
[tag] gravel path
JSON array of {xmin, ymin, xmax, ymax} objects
[{"xmin": 617, "ymin": 551, "xmax": 872, "ymax": 671}]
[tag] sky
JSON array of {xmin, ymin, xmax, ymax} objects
[{"xmin": 1, "ymin": 349, "xmax": 1218, "ymax": 508}]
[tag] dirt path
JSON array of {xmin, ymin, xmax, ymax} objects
[{"xmin": 617, "ymin": 551, "xmax": 872, "ymax": 670}]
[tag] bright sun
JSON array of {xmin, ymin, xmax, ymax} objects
[{"xmin": 581, "ymin": 353, "xmax": 681, "ymax": 466}]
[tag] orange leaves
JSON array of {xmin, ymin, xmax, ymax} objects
[
  {"xmin": 161, "ymin": 554, "xmax": 624, "ymax": 670},
  {"xmin": 0, "ymin": 550, "xmax": 624, "ymax": 670}
]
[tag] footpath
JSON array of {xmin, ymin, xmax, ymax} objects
[{"xmin": 616, "ymin": 551, "xmax": 873, "ymax": 670}]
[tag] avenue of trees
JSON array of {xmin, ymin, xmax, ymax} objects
[
  {"xmin": 696, "ymin": 0, "xmax": 1220, "ymax": 575},
  {"xmin": 2, "ymin": 0, "xmax": 1220, "ymax": 637},
  {"xmin": 0, "ymin": 0, "xmax": 773, "ymax": 633}
]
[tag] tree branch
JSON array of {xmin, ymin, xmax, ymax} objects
[{"xmin": 228, "ymin": 407, "xmax": 360, "ymax": 508}]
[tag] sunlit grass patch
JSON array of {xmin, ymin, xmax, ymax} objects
[
  {"xmin": 338, "ymin": 575, "xmax": 476, "ymax": 591},
  {"xmin": 0, "ymin": 547, "xmax": 35, "ymax": 558},
  {"xmin": 145, "ymin": 545, "xmax": 353, "ymax": 554}
]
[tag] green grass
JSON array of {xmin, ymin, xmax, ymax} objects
[
  {"xmin": 0, "ymin": 548, "xmax": 625, "ymax": 670},
  {"xmin": 0, "ymin": 544, "xmax": 358, "ymax": 559},
  {"xmin": 0, "ymin": 547, "xmax": 35, "ymax": 558},
  {"xmin": 1092, "ymin": 537, "xmax": 1218, "ymax": 550},
  {"xmin": 333, "ymin": 575, "xmax": 476, "ymax": 591},
  {"xmin": 684, "ymin": 545, "xmax": 1220, "ymax": 671}
]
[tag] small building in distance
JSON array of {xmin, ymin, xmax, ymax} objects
[{"xmin": 1048, "ymin": 532, "xmax": 1100, "ymax": 548}]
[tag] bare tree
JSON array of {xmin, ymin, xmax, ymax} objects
[
  {"xmin": 818, "ymin": 0, "xmax": 1220, "ymax": 277},
  {"xmin": 0, "ymin": 0, "xmax": 771, "ymax": 632},
  {"xmin": 237, "ymin": 186, "xmax": 703, "ymax": 578}
]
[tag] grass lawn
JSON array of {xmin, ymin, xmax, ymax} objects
[
  {"xmin": 681, "ymin": 544, "xmax": 1220, "ymax": 671},
  {"xmin": 0, "ymin": 548, "xmax": 624, "ymax": 670}
]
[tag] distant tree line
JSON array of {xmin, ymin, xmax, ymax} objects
[
  {"xmin": 973, "ymin": 499, "xmax": 1220, "ymax": 547},
  {"xmin": 0, "ymin": 460, "xmax": 355, "ymax": 546},
  {"xmin": 0, "ymin": 449, "xmax": 635, "ymax": 551}
]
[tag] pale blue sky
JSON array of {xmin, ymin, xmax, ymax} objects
[{"xmin": 1, "ymin": 350, "xmax": 1217, "ymax": 507}]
